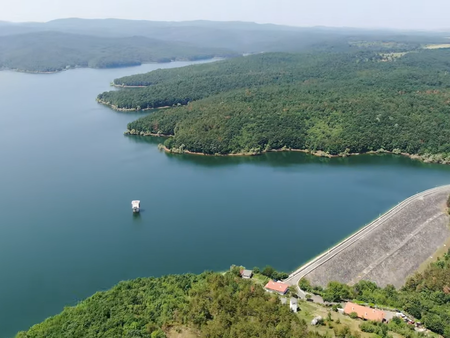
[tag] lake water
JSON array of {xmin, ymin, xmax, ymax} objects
[{"xmin": 1, "ymin": 61, "xmax": 450, "ymax": 337}]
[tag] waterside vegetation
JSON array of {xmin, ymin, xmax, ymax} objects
[
  {"xmin": 16, "ymin": 271, "xmax": 316, "ymax": 338},
  {"xmin": 16, "ymin": 249, "xmax": 450, "ymax": 338}
]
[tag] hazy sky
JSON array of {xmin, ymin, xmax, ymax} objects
[{"xmin": 1, "ymin": 0, "xmax": 449, "ymax": 30}]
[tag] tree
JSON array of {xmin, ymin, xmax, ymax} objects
[
  {"xmin": 323, "ymin": 281, "xmax": 351, "ymax": 302},
  {"xmin": 230, "ymin": 265, "xmax": 241, "ymax": 277},
  {"xmin": 262, "ymin": 265, "xmax": 276, "ymax": 278},
  {"xmin": 423, "ymin": 314, "xmax": 444, "ymax": 335},
  {"xmin": 151, "ymin": 329, "xmax": 166, "ymax": 338},
  {"xmin": 299, "ymin": 278, "xmax": 312, "ymax": 292},
  {"xmin": 289, "ymin": 286, "xmax": 298, "ymax": 297}
]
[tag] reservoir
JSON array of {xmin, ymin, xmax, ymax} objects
[{"xmin": 1, "ymin": 61, "xmax": 450, "ymax": 337}]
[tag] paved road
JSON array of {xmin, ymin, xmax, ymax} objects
[{"xmin": 284, "ymin": 185, "xmax": 450, "ymax": 286}]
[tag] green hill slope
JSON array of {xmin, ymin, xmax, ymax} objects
[
  {"xmin": 15, "ymin": 272, "xmax": 311, "ymax": 338},
  {"xmin": 0, "ymin": 31, "xmax": 236, "ymax": 72},
  {"xmin": 99, "ymin": 49, "xmax": 450, "ymax": 160}
]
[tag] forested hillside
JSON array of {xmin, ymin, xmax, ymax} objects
[
  {"xmin": 0, "ymin": 32, "xmax": 235, "ymax": 72},
  {"xmin": 16, "ymin": 272, "xmax": 313, "ymax": 338},
  {"xmin": 99, "ymin": 49, "xmax": 450, "ymax": 159}
]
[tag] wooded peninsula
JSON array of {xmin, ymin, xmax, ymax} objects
[
  {"xmin": 0, "ymin": 32, "xmax": 236, "ymax": 73},
  {"xmin": 16, "ymin": 250, "xmax": 450, "ymax": 338},
  {"xmin": 98, "ymin": 48, "xmax": 450, "ymax": 162}
]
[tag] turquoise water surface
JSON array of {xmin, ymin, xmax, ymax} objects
[{"xmin": 1, "ymin": 61, "xmax": 450, "ymax": 337}]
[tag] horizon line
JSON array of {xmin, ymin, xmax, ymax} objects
[{"xmin": 1, "ymin": 17, "xmax": 449, "ymax": 33}]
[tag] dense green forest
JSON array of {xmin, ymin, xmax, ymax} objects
[
  {"xmin": 99, "ymin": 49, "xmax": 450, "ymax": 159},
  {"xmin": 0, "ymin": 32, "xmax": 235, "ymax": 72},
  {"xmin": 16, "ymin": 271, "xmax": 315, "ymax": 338},
  {"xmin": 301, "ymin": 248, "xmax": 450, "ymax": 338}
]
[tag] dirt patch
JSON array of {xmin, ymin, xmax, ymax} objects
[{"xmin": 166, "ymin": 326, "xmax": 200, "ymax": 338}]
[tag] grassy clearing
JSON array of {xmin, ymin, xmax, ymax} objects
[
  {"xmin": 416, "ymin": 232, "xmax": 450, "ymax": 274},
  {"xmin": 298, "ymin": 301, "xmax": 371, "ymax": 337},
  {"xmin": 298, "ymin": 301, "xmax": 405, "ymax": 338},
  {"xmin": 252, "ymin": 273, "xmax": 270, "ymax": 286},
  {"xmin": 424, "ymin": 44, "xmax": 450, "ymax": 49}
]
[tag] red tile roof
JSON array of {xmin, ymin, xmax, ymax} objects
[
  {"xmin": 344, "ymin": 302, "xmax": 385, "ymax": 322},
  {"xmin": 264, "ymin": 280, "xmax": 289, "ymax": 293}
]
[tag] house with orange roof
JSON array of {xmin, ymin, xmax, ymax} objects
[
  {"xmin": 344, "ymin": 302, "xmax": 385, "ymax": 322},
  {"xmin": 264, "ymin": 280, "xmax": 289, "ymax": 295}
]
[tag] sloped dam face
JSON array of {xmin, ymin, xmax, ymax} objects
[
  {"xmin": 289, "ymin": 186, "xmax": 450, "ymax": 289},
  {"xmin": 1, "ymin": 63, "xmax": 450, "ymax": 337}
]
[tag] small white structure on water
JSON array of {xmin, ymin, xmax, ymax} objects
[{"xmin": 131, "ymin": 200, "xmax": 140, "ymax": 213}]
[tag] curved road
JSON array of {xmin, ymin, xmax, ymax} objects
[{"xmin": 284, "ymin": 185, "xmax": 450, "ymax": 286}]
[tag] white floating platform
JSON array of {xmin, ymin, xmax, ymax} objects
[{"xmin": 131, "ymin": 200, "xmax": 140, "ymax": 213}]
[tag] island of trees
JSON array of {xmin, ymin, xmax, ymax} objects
[{"xmin": 97, "ymin": 48, "xmax": 450, "ymax": 162}]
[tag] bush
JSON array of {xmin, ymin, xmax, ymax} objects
[
  {"xmin": 299, "ymin": 278, "xmax": 313, "ymax": 292},
  {"xmin": 261, "ymin": 265, "xmax": 275, "ymax": 278},
  {"xmin": 332, "ymin": 304, "xmax": 342, "ymax": 312},
  {"xmin": 350, "ymin": 312, "xmax": 358, "ymax": 319},
  {"xmin": 360, "ymin": 322, "xmax": 377, "ymax": 333}
]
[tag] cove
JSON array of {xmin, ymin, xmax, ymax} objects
[{"xmin": 1, "ymin": 62, "xmax": 450, "ymax": 338}]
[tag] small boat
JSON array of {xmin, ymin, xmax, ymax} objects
[{"xmin": 131, "ymin": 200, "xmax": 140, "ymax": 213}]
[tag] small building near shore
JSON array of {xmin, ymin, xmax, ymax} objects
[
  {"xmin": 290, "ymin": 297, "xmax": 298, "ymax": 312},
  {"xmin": 264, "ymin": 280, "xmax": 289, "ymax": 295},
  {"xmin": 240, "ymin": 269, "xmax": 253, "ymax": 279},
  {"xmin": 344, "ymin": 302, "xmax": 385, "ymax": 322}
]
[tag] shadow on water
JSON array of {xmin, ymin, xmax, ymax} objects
[
  {"xmin": 126, "ymin": 135, "xmax": 450, "ymax": 170},
  {"xmin": 132, "ymin": 212, "xmax": 143, "ymax": 224}
]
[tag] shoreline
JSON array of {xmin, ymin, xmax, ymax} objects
[
  {"xmin": 156, "ymin": 143, "xmax": 448, "ymax": 164},
  {"xmin": 2, "ymin": 68, "xmax": 62, "ymax": 74},
  {"xmin": 97, "ymin": 99, "xmax": 171, "ymax": 112},
  {"xmin": 3, "ymin": 57, "xmax": 223, "ymax": 75},
  {"xmin": 112, "ymin": 84, "xmax": 148, "ymax": 88},
  {"xmin": 124, "ymin": 129, "xmax": 173, "ymax": 137},
  {"xmin": 155, "ymin": 143, "xmax": 431, "ymax": 163},
  {"xmin": 123, "ymin": 130, "xmax": 448, "ymax": 164}
]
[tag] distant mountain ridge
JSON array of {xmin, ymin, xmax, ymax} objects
[
  {"xmin": 0, "ymin": 31, "xmax": 235, "ymax": 72},
  {"xmin": 0, "ymin": 18, "xmax": 449, "ymax": 72},
  {"xmin": 1, "ymin": 18, "xmax": 448, "ymax": 51}
]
